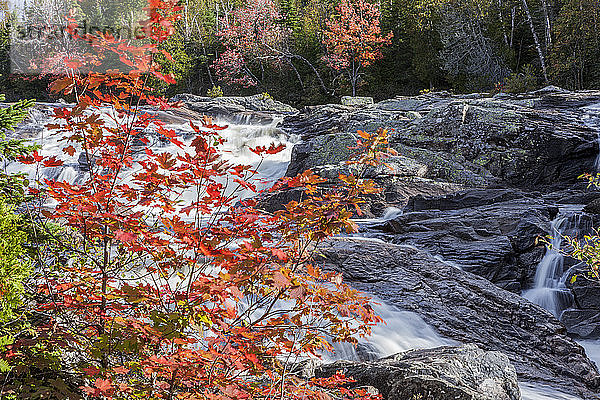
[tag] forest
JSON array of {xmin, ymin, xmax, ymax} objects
[{"xmin": 1, "ymin": 0, "xmax": 599, "ymax": 106}]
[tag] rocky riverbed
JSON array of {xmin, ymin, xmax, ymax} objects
[{"xmin": 8, "ymin": 87, "xmax": 600, "ymax": 399}]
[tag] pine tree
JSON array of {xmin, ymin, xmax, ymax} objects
[{"xmin": 0, "ymin": 96, "xmax": 35, "ymax": 201}]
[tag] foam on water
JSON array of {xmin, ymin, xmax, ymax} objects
[
  {"xmin": 4, "ymin": 104, "xmax": 299, "ymax": 214},
  {"xmin": 519, "ymin": 383, "xmax": 583, "ymax": 400},
  {"xmin": 325, "ymin": 299, "xmax": 452, "ymax": 362},
  {"xmin": 582, "ymin": 102, "xmax": 600, "ymax": 171}
]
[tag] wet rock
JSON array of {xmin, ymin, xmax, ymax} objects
[
  {"xmin": 315, "ymin": 344, "xmax": 520, "ymax": 400},
  {"xmin": 562, "ymin": 273, "xmax": 600, "ymax": 339},
  {"xmin": 368, "ymin": 189, "xmax": 557, "ymax": 291},
  {"xmin": 171, "ymin": 94, "xmax": 297, "ymax": 125},
  {"xmin": 584, "ymin": 198, "xmax": 600, "ymax": 214},
  {"xmin": 316, "ymin": 238, "xmax": 600, "ymax": 398},
  {"xmin": 571, "ymin": 278, "xmax": 600, "ymax": 309},
  {"xmin": 561, "ymin": 310, "xmax": 600, "ymax": 339}
]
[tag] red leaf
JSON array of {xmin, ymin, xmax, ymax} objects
[
  {"xmin": 271, "ymin": 248, "xmax": 287, "ymax": 261},
  {"xmin": 82, "ymin": 366, "xmax": 100, "ymax": 376},
  {"xmin": 265, "ymin": 143, "xmax": 285, "ymax": 154},
  {"xmin": 95, "ymin": 378, "xmax": 113, "ymax": 393},
  {"xmin": 43, "ymin": 156, "xmax": 64, "ymax": 167},
  {"xmin": 113, "ymin": 366, "xmax": 130, "ymax": 375},
  {"xmin": 199, "ymin": 242, "xmax": 214, "ymax": 257},
  {"xmin": 115, "ymin": 230, "xmax": 137, "ymax": 243},
  {"xmin": 18, "ymin": 150, "xmax": 43, "ymax": 164}
]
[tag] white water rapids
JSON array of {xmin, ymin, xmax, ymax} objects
[
  {"xmin": 4, "ymin": 102, "xmax": 596, "ymax": 399},
  {"xmin": 583, "ymin": 103, "xmax": 600, "ymax": 171},
  {"xmin": 3, "ymin": 104, "xmax": 299, "ymax": 207}
]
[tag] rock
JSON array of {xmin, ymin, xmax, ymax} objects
[
  {"xmin": 255, "ymin": 187, "xmax": 305, "ymax": 213},
  {"xmin": 77, "ymin": 151, "xmax": 100, "ymax": 172},
  {"xmin": 283, "ymin": 90, "xmax": 600, "ymax": 189},
  {"xmin": 530, "ymin": 85, "xmax": 572, "ymax": 96},
  {"xmin": 543, "ymin": 186, "xmax": 600, "ymax": 205},
  {"xmin": 404, "ymin": 188, "xmax": 529, "ymax": 212},
  {"xmin": 341, "ymin": 96, "xmax": 374, "ymax": 107},
  {"xmin": 561, "ymin": 273, "xmax": 600, "ymax": 339},
  {"xmin": 570, "ymin": 278, "xmax": 600, "ymax": 309},
  {"xmin": 368, "ymin": 189, "xmax": 557, "ymax": 291},
  {"xmin": 279, "ymin": 132, "xmax": 465, "ymax": 216},
  {"xmin": 171, "ymin": 94, "xmax": 298, "ymax": 125},
  {"xmin": 315, "ymin": 344, "xmax": 520, "ymax": 400},
  {"xmin": 285, "ymin": 133, "xmax": 357, "ymax": 177},
  {"xmin": 585, "ymin": 198, "xmax": 600, "ymax": 214},
  {"xmin": 561, "ymin": 309, "xmax": 600, "ymax": 339},
  {"xmin": 316, "ymin": 238, "xmax": 600, "ymax": 398}
]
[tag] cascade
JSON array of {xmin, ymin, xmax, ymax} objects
[
  {"xmin": 5, "ymin": 103, "xmax": 594, "ymax": 400},
  {"xmin": 522, "ymin": 214, "xmax": 571, "ymax": 317},
  {"xmin": 325, "ymin": 299, "xmax": 451, "ymax": 362},
  {"xmin": 522, "ymin": 207, "xmax": 592, "ymax": 318},
  {"xmin": 3, "ymin": 104, "xmax": 299, "ymax": 212}
]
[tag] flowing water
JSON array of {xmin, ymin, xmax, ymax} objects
[
  {"xmin": 5, "ymin": 102, "xmax": 596, "ymax": 399},
  {"xmin": 522, "ymin": 208, "xmax": 588, "ymax": 317},
  {"xmin": 325, "ymin": 299, "xmax": 453, "ymax": 362},
  {"xmin": 583, "ymin": 103, "xmax": 600, "ymax": 171},
  {"xmin": 3, "ymin": 103, "xmax": 299, "ymax": 214}
]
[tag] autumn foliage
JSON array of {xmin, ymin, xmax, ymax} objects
[
  {"xmin": 0, "ymin": 0, "xmax": 396, "ymax": 398},
  {"xmin": 213, "ymin": 0, "xmax": 291, "ymax": 88},
  {"xmin": 322, "ymin": 0, "xmax": 393, "ymax": 96}
]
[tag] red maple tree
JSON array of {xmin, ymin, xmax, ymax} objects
[
  {"xmin": 2, "ymin": 0, "xmax": 396, "ymax": 398},
  {"xmin": 322, "ymin": 0, "xmax": 393, "ymax": 96},
  {"xmin": 213, "ymin": 0, "xmax": 291, "ymax": 88}
]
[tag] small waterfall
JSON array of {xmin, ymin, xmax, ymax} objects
[
  {"xmin": 523, "ymin": 208, "xmax": 587, "ymax": 317},
  {"xmin": 326, "ymin": 300, "xmax": 452, "ymax": 362}
]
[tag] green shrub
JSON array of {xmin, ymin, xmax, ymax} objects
[
  {"xmin": 501, "ymin": 64, "xmax": 540, "ymax": 93},
  {"xmin": 0, "ymin": 200, "xmax": 30, "ymax": 324},
  {"xmin": 207, "ymin": 85, "xmax": 224, "ymax": 98},
  {"xmin": 261, "ymin": 91, "xmax": 273, "ymax": 101}
]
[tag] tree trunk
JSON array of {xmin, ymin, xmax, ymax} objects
[
  {"xmin": 540, "ymin": 0, "xmax": 552, "ymax": 51},
  {"xmin": 351, "ymin": 60, "xmax": 357, "ymax": 97},
  {"xmin": 521, "ymin": 0, "xmax": 549, "ymax": 82},
  {"xmin": 497, "ymin": 0, "xmax": 509, "ymax": 46},
  {"xmin": 510, "ymin": 6, "xmax": 516, "ymax": 48}
]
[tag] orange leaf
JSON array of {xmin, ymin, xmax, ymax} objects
[{"xmin": 64, "ymin": 145, "xmax": 76, "ymax": 156}]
